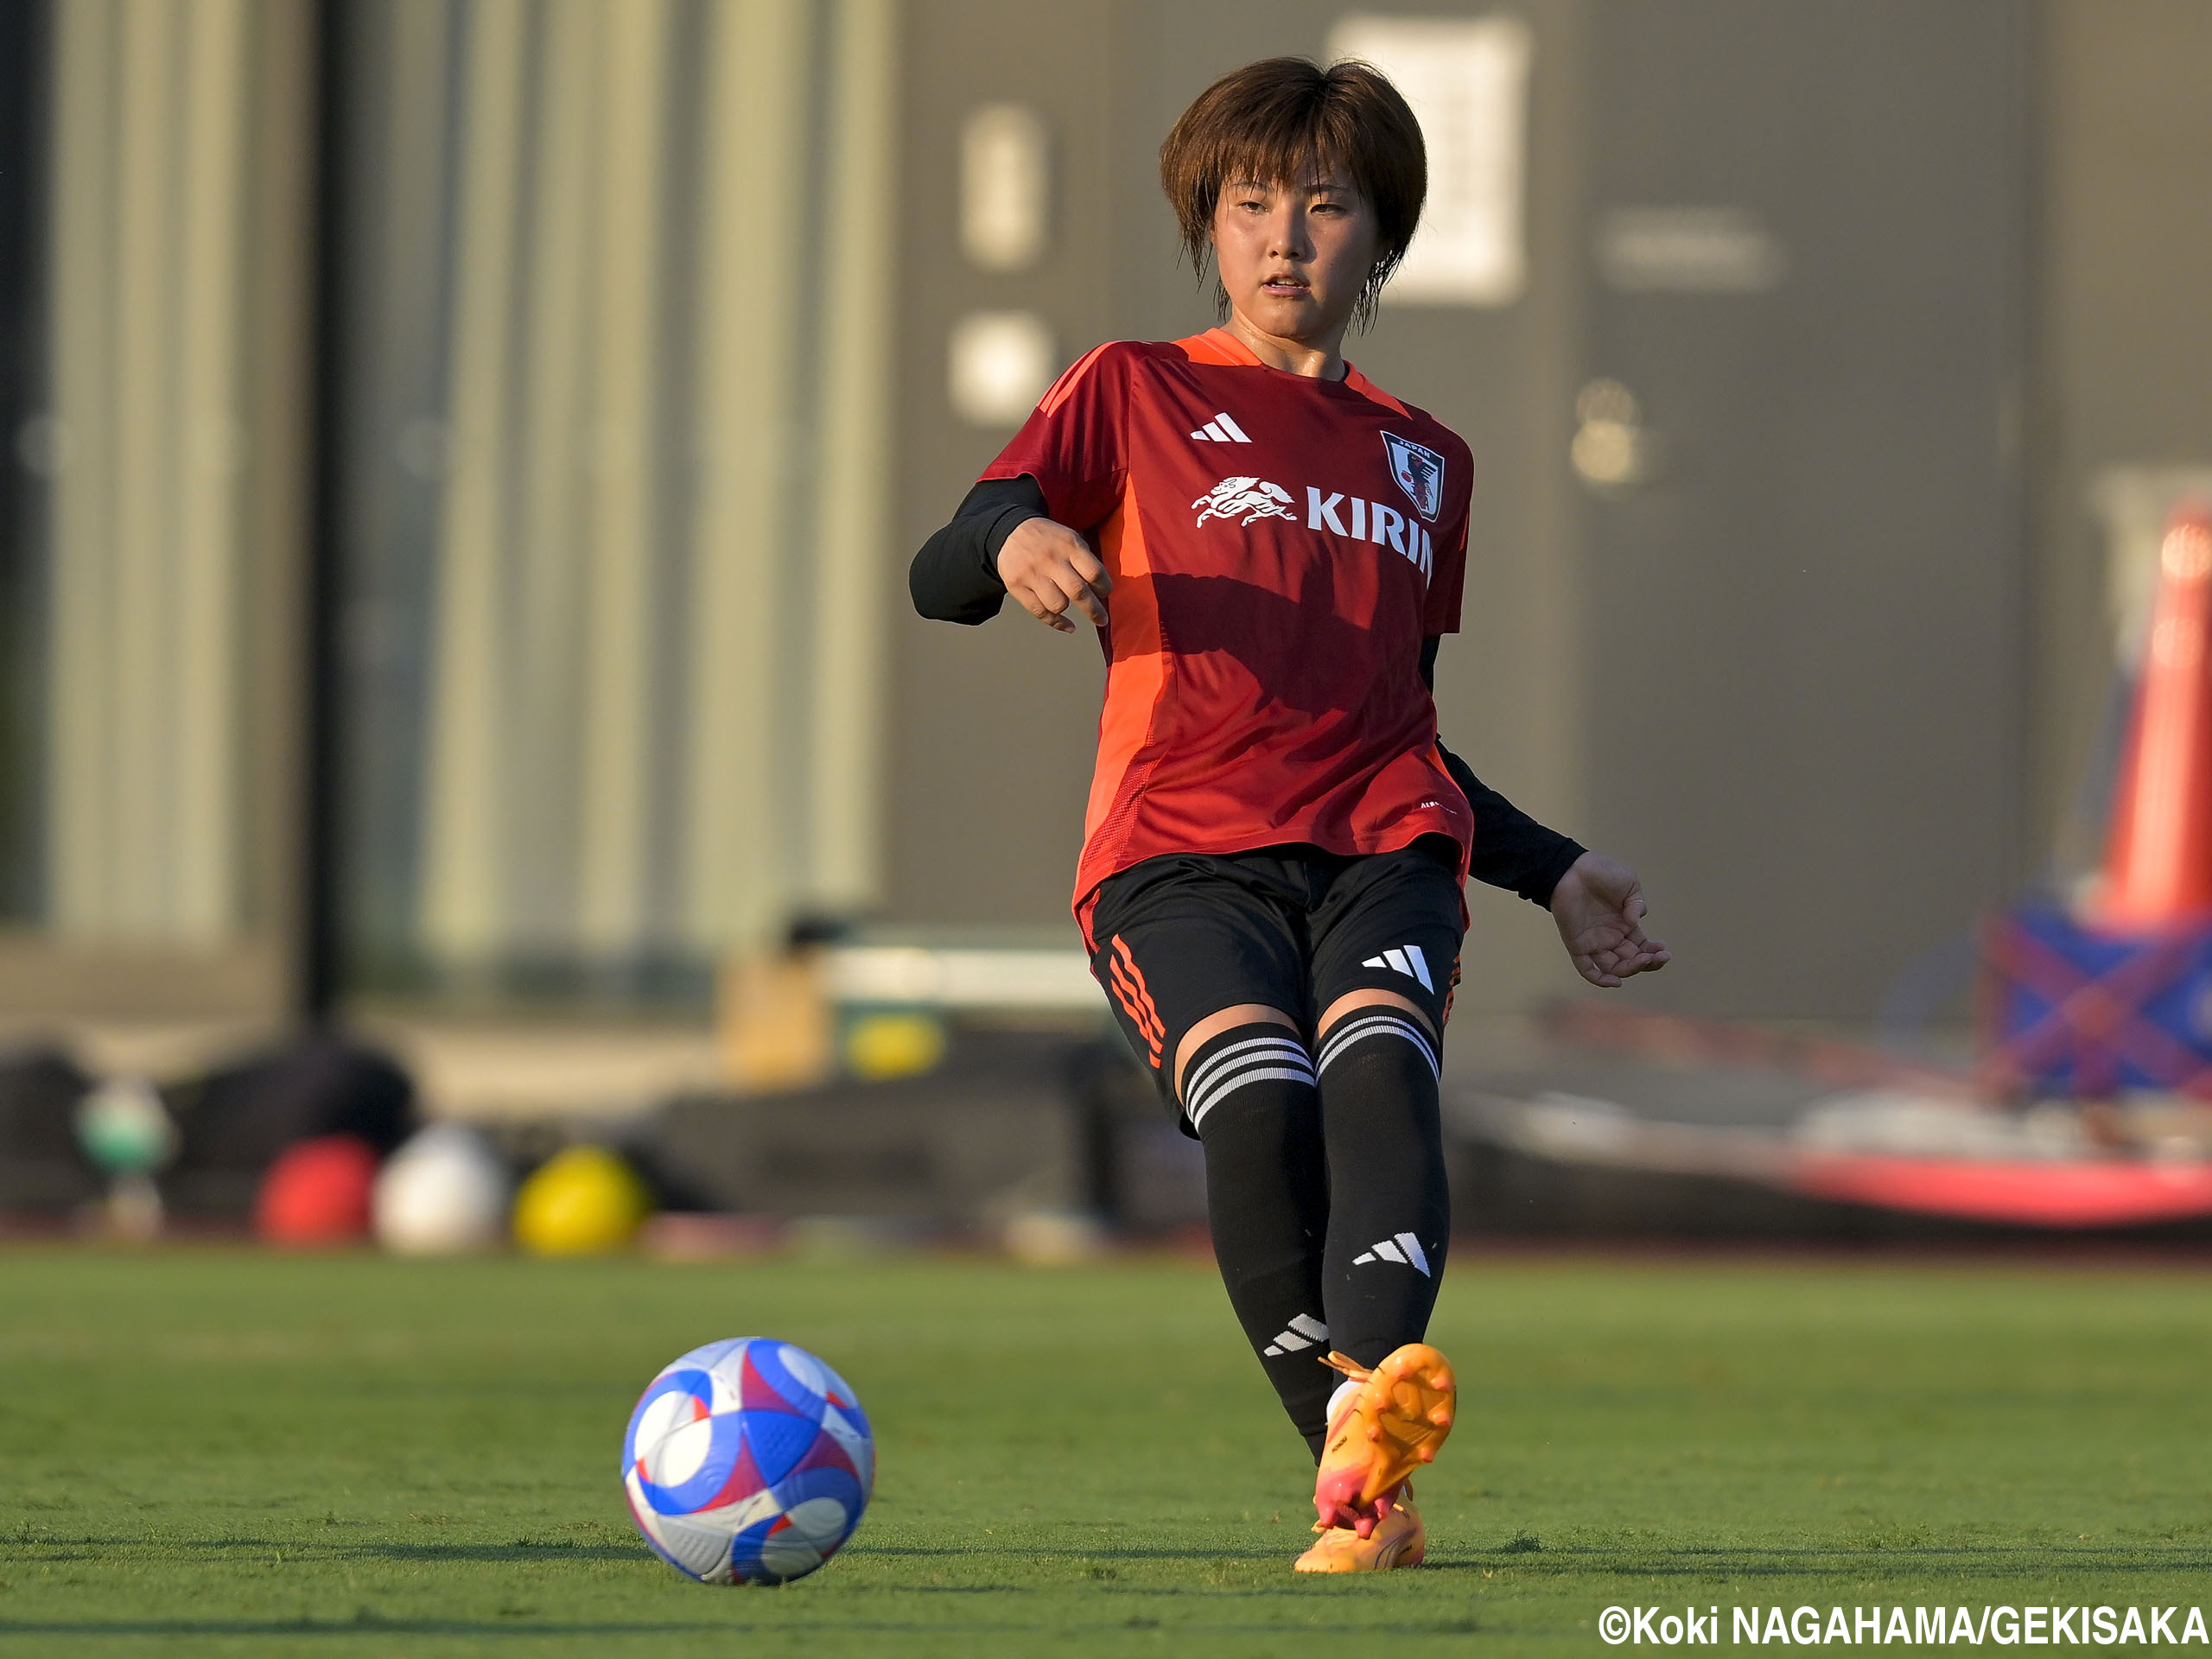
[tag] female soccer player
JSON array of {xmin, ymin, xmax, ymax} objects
[{"xmin": 910, "ymin": 58, "xmax": 1669, "ymax": 1572}]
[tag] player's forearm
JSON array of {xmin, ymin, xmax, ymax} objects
[
  {"xmin": 1421, "ymin": 637, "xmax": 1586, "ymax": 906},
  {"xmin": 908, "ymin": 475, "xmax": 1050, "ymax": 624},
  {"xmin": 1434, "ymin": 739, "xmax": 1586, "ymax": 906}
]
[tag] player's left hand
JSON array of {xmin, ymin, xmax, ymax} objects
[{"xmin": 1549, "ymin": 851, "xmax": 1670, "ymax": 988}]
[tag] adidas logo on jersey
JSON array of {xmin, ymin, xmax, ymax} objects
[
  {"xmin": 1188, "ymin": 410, "xmax": 1252, "ymax": 443},
  {"xmin": 1353, "ymin": 1233, "xmax": 1432, "ymax": 1276},
  {"xmin": 1362, "ymin": 944, "xmax": 1434, "ymax": 991},
  {"xmin": 1262, "ymin": 1312, "xmax": 1328, "ymax": 1357}
]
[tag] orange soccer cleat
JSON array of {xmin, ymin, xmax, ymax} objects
[
  {"xmin": 1293, "ymin": 1482, "xmax": 1425, "ymax": 1573},
  {"xmin": 1308, "ymin": 1344, "xmax": 1456, "ymax": 1537}
]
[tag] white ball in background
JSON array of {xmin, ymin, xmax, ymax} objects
[{"xmin": 372, "ymin": 1124, "xmax": 512, "ymax": 1255}]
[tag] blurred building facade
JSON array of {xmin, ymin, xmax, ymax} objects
[
  {"xmin": 331, "ymin": 0, "xmax": 893, "ymax": 1000},
  {"xmin": 0, "ymin": 0, "xmax": 2208, "ymax": 1028}
]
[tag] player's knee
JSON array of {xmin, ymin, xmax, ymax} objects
[
  {"xmin": 1172, "ymin": 1002, "xmax": 1299, "ymax": 1097},
  {"xmin": 1317, "ymin": 987, "xmax": 1434, "ymax": 1043},
  {"xmin": 1315, "ymin": 1005, "xmax": 1439, "ymax": 1084},
  {"xmin": 1179, "ymin": 1021, "xmax": 1317, "ymax": 1136}
]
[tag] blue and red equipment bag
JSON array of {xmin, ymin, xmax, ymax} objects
[{"xmin": 1980, "ymin": 905, "xmax": 2212, "ymax": 1098}]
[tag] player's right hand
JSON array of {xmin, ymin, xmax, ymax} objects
[
  {"xmin": 997, "ymin": 518, "xmax": 1112, "ymax": 632},
  {"xmin": 1549, "ymin": 851, "xmax": 1671, "ymax": 988}
]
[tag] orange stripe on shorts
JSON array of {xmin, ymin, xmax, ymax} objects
[
  {"xmin": 1106, "ymin": 936, "xmax": 1165, "ymax": 1063},
  {"xmin": 1110, "ymin": 937, "xmax": 1166, "ymax": 1038}
]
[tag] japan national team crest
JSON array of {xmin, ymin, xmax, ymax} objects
[{"xmin": 1382, "ymin": 433, "xmax": 1446, "ymax": 523}]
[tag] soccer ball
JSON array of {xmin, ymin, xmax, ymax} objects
[
  {"xmin": 373, "ymin": 1125, "xmax": 511, "ymax": 1255},
  {"xmin": 621, "ymin": 1338, "xmax": 873, "ymax": 1585}
]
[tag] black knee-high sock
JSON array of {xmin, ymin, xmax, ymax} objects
[
  {"xmin": 1314, "ymin": 1009, "xmax": 1451, "ymax": 1371},
  {"xmin": 1184, "ymin": 1023, "xmax": 1336, "ymax": 1454}
]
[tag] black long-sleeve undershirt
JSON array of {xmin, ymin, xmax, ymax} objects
[
  {"xmin": 910, "ymin": 476, "xmax": 1585, "ymax": 908},
  {"xmin": 909, "ymin": 477, "xmax": 1050, "ymax": 624}
]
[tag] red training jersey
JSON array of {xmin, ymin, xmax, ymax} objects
[{"xmin": 982, "ymin": 327, "xmax": 1475, "ymax": 945}]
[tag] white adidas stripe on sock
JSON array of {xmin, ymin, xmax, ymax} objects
[
  {"xmin": 1351, "ymin": 1231, "xmax": 1433, "ymax": 1276},
  {"xmin": 1262, "ymin": 1311, "xmax": 1328, "ymax": 1357},
  {"xmin": 1182, "ymin": 1033, "xmax": 1316, "ymax": 1130},
  {"xmin": 1316, "ymin": 1011, "xmax": 1437, "ymax": 1079},
  {"xmin": 1395, "ymin": 1230, "xmax": 1431, "ymax": 1274}
]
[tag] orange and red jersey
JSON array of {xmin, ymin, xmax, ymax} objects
[{"xmin": 979, "ymin": 327, "xmax": 1477, "ymax": 946}]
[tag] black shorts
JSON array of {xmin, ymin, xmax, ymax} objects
[{"xmin": 1089, "ymin": 836, "xmax": 1466, "ymax": 1132}]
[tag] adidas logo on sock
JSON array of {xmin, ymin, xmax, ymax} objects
[
  {"xmin": 1361, "ymin": 944, "xmax": 1433, "ymax": 991},
  {"xmin": 1188, "ymin": 410, "xmax": 1253, "ymax": 443},
  {"xmin": 1262, "ymin": 1312, "xmax": 1327, "ymax": 1357},
  {"xmin": 1352, "ymin": 1233, "xmax": 1432, "ymax": 1276}
]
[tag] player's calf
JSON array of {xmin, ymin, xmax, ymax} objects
[
  {"xmin": 1182, "ymin": 1021, "xmax": 1339, "ymax": 1450},
  {"xmin": 1314, "ymin": 1006, "xmax": 1451, "ymax": 1370}
]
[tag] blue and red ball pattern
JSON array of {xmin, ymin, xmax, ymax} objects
[{"xmin": 621, "ymin": 1338, "xmax": 874, "ymax": 1585}]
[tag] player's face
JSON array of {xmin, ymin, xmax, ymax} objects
[{"xmin": 1211, "ymin": 172, "xmax": 1378, "ymax": 347}]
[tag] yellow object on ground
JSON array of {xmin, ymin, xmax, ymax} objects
[
  {"xmin": 842, "ymin": 1010, "xmax": 947, "ymax": 1080},
  {"xmin": 1294, "ymin": 1485, "xmax": 1426, "ymax": 1573},
  {"xmin": 512, "ymin": 1146, "xmax": 652, "ymax": 1255}
]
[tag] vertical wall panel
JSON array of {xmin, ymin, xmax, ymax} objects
[
  {"xmin": 804, "ymin": 0, "xmax": 896, "ymax": 914},
  {"xmin": 106, "ymin": 0, "xmax": 182, "ymax": 931},
  {"xmin": 681, "ymin": 0, "xmax": 811, "ymax": 953},
  {"xmin": 44, "ymin": 0, "xmax": 258, "ymax": 947},
  {"xmin": 0, "ymin": 0, "xmax": 51, "ymax": 925},
  {"xmin": 45, "ymin": 0, "xmax": 119, "ymax": 934},
  {"xmin": 334, "ymin": 0, "xmax": 458, "ymax": 965},
  {"xmin": 504, "ymin": 0, "xmax": 599, "ymax": 949},
  {"xmin": 170, "ymin": 0, "xmax": 250, "ymax": 939},
  {"xmin": 1574, "ymin": 0, "xmax": 2029, "ymax": 1017},
  {"xmin": 419, "ymin": 0, "xmax": 525, "ymax": 961},
  {"xmin": 351, "ymin": 0, "xmax": 899, "ymax": 988},
  {"xmin": 576, "ymin": 0, "xmax": 673, "ymax": 953}
]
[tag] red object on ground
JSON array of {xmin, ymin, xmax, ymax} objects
[
  {"xmin": 1794, "ymin": 1153, "xmax": 2212, "ymax": 1229},
  {"xmin": 255, "ymin": 1135, "xmax": 379, "ymax": 1246},
  {"xmin": 2095, "ymin": 505, "xmax": 2212, "ymax": 927}
]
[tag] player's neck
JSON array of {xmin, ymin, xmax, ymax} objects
[{"xmin": 1221, "ymin": 310, "xmax": 1351, "ymax": 381}]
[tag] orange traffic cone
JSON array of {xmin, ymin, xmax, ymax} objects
[{"xmin": 2094, "ymin": 504, "xmax": 2212, "ymax": 928}]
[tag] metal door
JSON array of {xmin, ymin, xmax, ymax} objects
[{"xmin": 1576, "ymin": 0, "xmax": 2031, "ymax": 1019}]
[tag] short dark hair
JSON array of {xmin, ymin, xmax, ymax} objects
[{"xmin": 1158, "ymin": 57, "xmax": 1427, "ymax": 325}]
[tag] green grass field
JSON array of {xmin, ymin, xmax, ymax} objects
[{"xmin": 3, "ymin": 1246, "xmax": 2210, "ymax": 1656}]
